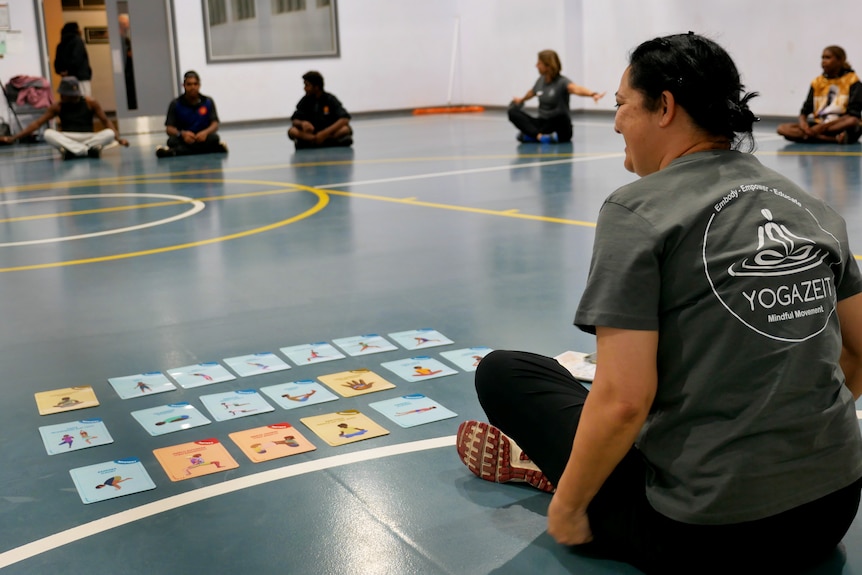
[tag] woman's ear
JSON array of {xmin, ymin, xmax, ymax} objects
[{"xmin": 658, "ymin": 90, "xmax": 676, "ymax": 127}]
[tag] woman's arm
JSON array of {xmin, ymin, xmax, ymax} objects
[
  {"xmin": 512, "ymin": 88, "xmax": 536, "ymax": 106},
  {"xmin": 568, "ymin": 82, "xmax": 606, "ymax": 103},
  {"xmin": 547, "ymin": 326, "xmax": 658, "ymax": 545},
  {"xmin": 838, "ymin": 292, "xmax": 862, "ymax": 399}
]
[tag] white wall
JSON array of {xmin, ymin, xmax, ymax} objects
[
  {"xmin": 581, "ymin": 0, "xmax": 862, "ymax": 117},
  {"xmin": 3, "ymin": 0, "xmax": 862, "ymax": 125},
  {"xmin": 0, "ymin": 0, "xmax": 46, "ymax": 127}
]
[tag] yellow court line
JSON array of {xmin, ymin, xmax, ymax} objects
[
  {"xmin": 0, "ymin": 187, "xmax": 315, "ymax": 224},
  {"xmin": 0, "ymin": 152, "xmax": 609, "ymax": 195},
  {"xmin": 0, "ymin": 180, "xmax": 329, "ymax": 272}
]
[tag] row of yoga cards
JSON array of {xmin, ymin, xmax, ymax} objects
[
  {"xmin": 66, "ymin": 402, "xmax": 453, "ymax": 503},
  {"xmin": 106, "ymin": 328, "xmax": 460, "ymax": 395}
]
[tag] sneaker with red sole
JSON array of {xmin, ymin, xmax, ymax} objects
[{"xmin": 456, "ymin": 420, "xmax": 555, "ymax": 492}]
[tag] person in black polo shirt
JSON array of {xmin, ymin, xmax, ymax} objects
[
  {"xmin": 156, "ymin": 71, "xmax": 227, "ymax": 158},
  {"xmin": 0, "ymin": 76, "xmax": 128, "ymax": 159},
  {"xmin": 288, "ymin": 71, "xmax": 353, "ymax": 149}
]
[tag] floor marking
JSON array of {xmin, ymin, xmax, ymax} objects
[
  {"xmin": 316, "ymin": 153, "xmax": 624, "ymax": 189},
  {"xmin": 0, "ymin": 179, "xmax": 329, "ymax": 272},
  {"xmin": 0, "ymin": 435, "xmax": 456, "ymax": 570},
  {"xmin": 0, "ymin": 194, "xmax": 204, "ymax": 247}
]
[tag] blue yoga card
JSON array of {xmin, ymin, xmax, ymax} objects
[
  {"xmin": 387, "ymin": 328, "xmax": 454, "ymax": 351},
  {"xmin": 108, "ymin": 372, "xmax": 176, "ymax": 399},
  {"xmin": 439, "ymin": 346, "xmax": 494, "ymax": 372},
  {"xmin": 222, "ymin": 352, "xmax": 291, "ymax": 378},
  {"xmin": 167, "ymin": 362, "xmax": 236, "ymax": 389},
  {"xmin": 198, "ymin": 389, "xmax": 275, "ymax": 422},
  {"xmin": 368, "ymin": 394, "xmax": 458, "ymax": 428},
  {"xmin": 130, "ymin": 402, "xmax": 212, "ymax": 436},
  {"xmin": 260, "ymin": 379, "xmax": 339, "ymax": 410},
  {"xmin": 69, "ymin": 458, "xmax": 156, "ymax": 504},
  {"xmin": 279, "ymin": 342, "xmax": 346, "ymax": 366},
  {"xmin": 39, "ymin": 418, "xmax": 114, "ymax": 455},
  {"xmin": 379, "ymin": 356, "xmax": 458, "ymax": 382},
  {"xmin": 332, "ymin": 334, "xmax": 398, "ymax": 356}
]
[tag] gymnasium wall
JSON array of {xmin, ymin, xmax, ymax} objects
[{"xmin": 1, "ymin": 0, "xmax": 860, "ymax": 126}]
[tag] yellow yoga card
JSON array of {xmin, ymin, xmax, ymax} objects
[
  {"xmin": 300, "ymin": 409, "xmax": 389, "ymax": 447},
  {"xmin": 35, "ymin": 386, "xmax": 99, "ymax": 415},
  {"xmin": 316, "ymin": 368, "xmax": 396, "ymax": 397}
]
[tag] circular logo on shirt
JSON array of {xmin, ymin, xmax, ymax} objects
[
  {"xmin": 703, "ymin": 184, "xmax": 841, "ymax": 342},
  {"xmin": 198, "ymin": 106, "xmax": 207, "ymax": 115}
]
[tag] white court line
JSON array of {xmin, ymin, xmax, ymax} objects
[
  {"xmin": 0, "ymin": 193, "xmax": 205, "ymax": 247},
  {"xmin": 0, "ymin": 435, "xmax": 455, "ymax": 570},
  {"xmin": 316, "ymin": 153, "xmax": 624, "ymax": 189}
]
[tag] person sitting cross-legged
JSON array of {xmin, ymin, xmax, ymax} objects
[
  {"xmin": 0, "ymin": 76, "xmax": 128, "ymax": 159},
  {"xmin": 156, "ymin": 70, "xmax": 227, "ymax": 158},
  {"xmin": 287, "ymin": 70, "xmax": 353, "ymax": 150}
]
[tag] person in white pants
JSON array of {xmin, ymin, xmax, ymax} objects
[{"xmin": 0, "ymin": 77, "xmax": 128, "ymax": 159}]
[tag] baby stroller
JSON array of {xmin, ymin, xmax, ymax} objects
[{"xmin": 1, "ymin": 75, "xmax": 54, "ymax": 143}]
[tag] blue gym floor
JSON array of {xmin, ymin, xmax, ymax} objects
[{"xmin": 0, "ymin": 111, "xmax": 860, "ymax": 574}]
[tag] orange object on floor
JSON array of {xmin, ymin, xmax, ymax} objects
[{"xmin": 413, "ymin": 105, "xmax": 485, "ymax": 115}]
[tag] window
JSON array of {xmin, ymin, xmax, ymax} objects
[
  {"xmin": 316, "ymin": 0, "xmax": 330, "ymax": 6},
  {"xmin": 232, "ymin": 0, "xmax": 256, "ymax": 20},
  {"xmin": 207, "ymin": 0, "xmax": 227, "ymax": 26},
  {"xmin": 61, "ymin": 0, "xmax": 105, "ymax": 8},
  {"xmin": 273, "ymin": 0, "xmax": 306, "ymax": 13}
]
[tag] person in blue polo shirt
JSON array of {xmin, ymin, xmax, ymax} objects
[
  {"xmin": 156, "ymin": 71, "xmax": 227, "ymax": 158},
  {"xmin": 288, "ymin": 71, "xmax": 353, "ymax": 149}
]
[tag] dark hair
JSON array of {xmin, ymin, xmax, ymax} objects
[
  {"xmin": 183, "ymin": 70, "xmax": 200, "ymax": 82},
  {"xmin": 824, "ymin": 45, "xmax": 854, "ymax": 73},
  {"xmin": 61, "ymin": 22, "xmax": 79, "ymax": 36},
  {"xmin": 302, "ymin": 70, "xmax": 324, "ymax": 90},
  {"xmin": 629, "ymin": 32, "xmax": 759, "ymax": 151}
]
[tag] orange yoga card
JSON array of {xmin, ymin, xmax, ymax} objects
[
  {"xmin": 229, "ymin": 422, "xmax": 316, "ymax": 463},
  {"xmin": 152, "ymin": 438, "xmax": 239, "ymax": 481}
]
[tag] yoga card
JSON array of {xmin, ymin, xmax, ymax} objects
[
  {"xmin": 379, "ymin": 356, "xmax": 457, "ymax": 382},
  {"xmin": 167, "ymin": 362, "xmax": 236, "ymax": 389},
  {"xmin": 300, "ymin": 409, "xmax": 389, "ymax": 447},
  {"xmin": 368, "ymin": 394, "xmax": 457, "ymax": 428},
  {"xmin": 387, "ymin": 328, "xmax": 454, "ymax": 351},
  {"xmin": 69, "ymin": 458, "xmax": 156, "ymax": 504},
  {"xmin": 439, "ymin": 347, "xmax": 494, "ymax": 372},
  {"xmin": 554, "ymin": 350, "xmax": 596, "ymax": 383},
  {"xmin": 222, "ymin": 352, "xmax": 291, "ymax": 378},
  {"xmin": 35, "ymin": 386, "xmax": 99, "ymax": 416},
  {"xmin": 317, "ymin": 368, "xmax": 396, "ymax": 397},
  {"xmin": 260, "ymin": 379, "xmax": 339, "ymax": 410},
  {"xmin": 39, "ymin": 418, "xmax": 113, "ymax": 455},
  {"xmin": 108, "ymin": 372, "xmax": 176, "ymax": 399},
  {"xmin": 229, "ymin": 422, "xmax": 316, "ymax": 463},
  {"xmin": 198, "ymin": 389, "xmax": 275, "ymax": 422},
  {"xmin": 130, "ymin": 402, "xmax": 211, "ymax": 436},
  {"xmin": 153, "ymin": 438, "xmax": 239, "ymax": 482},
  {"xmin": 331, "ymin": 334, "xmax": 397, "ymax": 357},
  {"xmin": 279, "ymin": 342, "xmax": 345, "ymax": 366}
]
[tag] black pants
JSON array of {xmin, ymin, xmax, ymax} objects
[
  {"xmin": 475, "ymin": 350, "xmax": 862, "ymax": 574},
  {"xmin": 507, "ymin": 104, "xmax": 573, "ymax": 142},
  {"xmin": 167, "ymin": 133, "xmax": 223, "ymax": 156}
]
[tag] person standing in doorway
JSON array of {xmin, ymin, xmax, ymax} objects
[{"xmin": 54, "ymin": 22, "xmax": 92, "ymax": 97}]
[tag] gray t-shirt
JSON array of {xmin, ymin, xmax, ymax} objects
[
  {"xmin": 575, "ymin": 150, "xmax": 862, "ymax": 524},
  {"xmin": 532, "ymin": 75, "xmax": 572, "ymax": 119}
]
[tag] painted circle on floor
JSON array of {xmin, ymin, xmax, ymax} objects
[{"xmin": 0, "ymin": 193, "xmax": 205, "ymax": 247}]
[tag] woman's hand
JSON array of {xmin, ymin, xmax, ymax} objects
[
  {"xmin": 592, "ymin": 91, "xmax": 606, "ymax": 103},
  {"xmin": 547, "ymin": 491, "xmax": 594, "ymax": 545}
]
